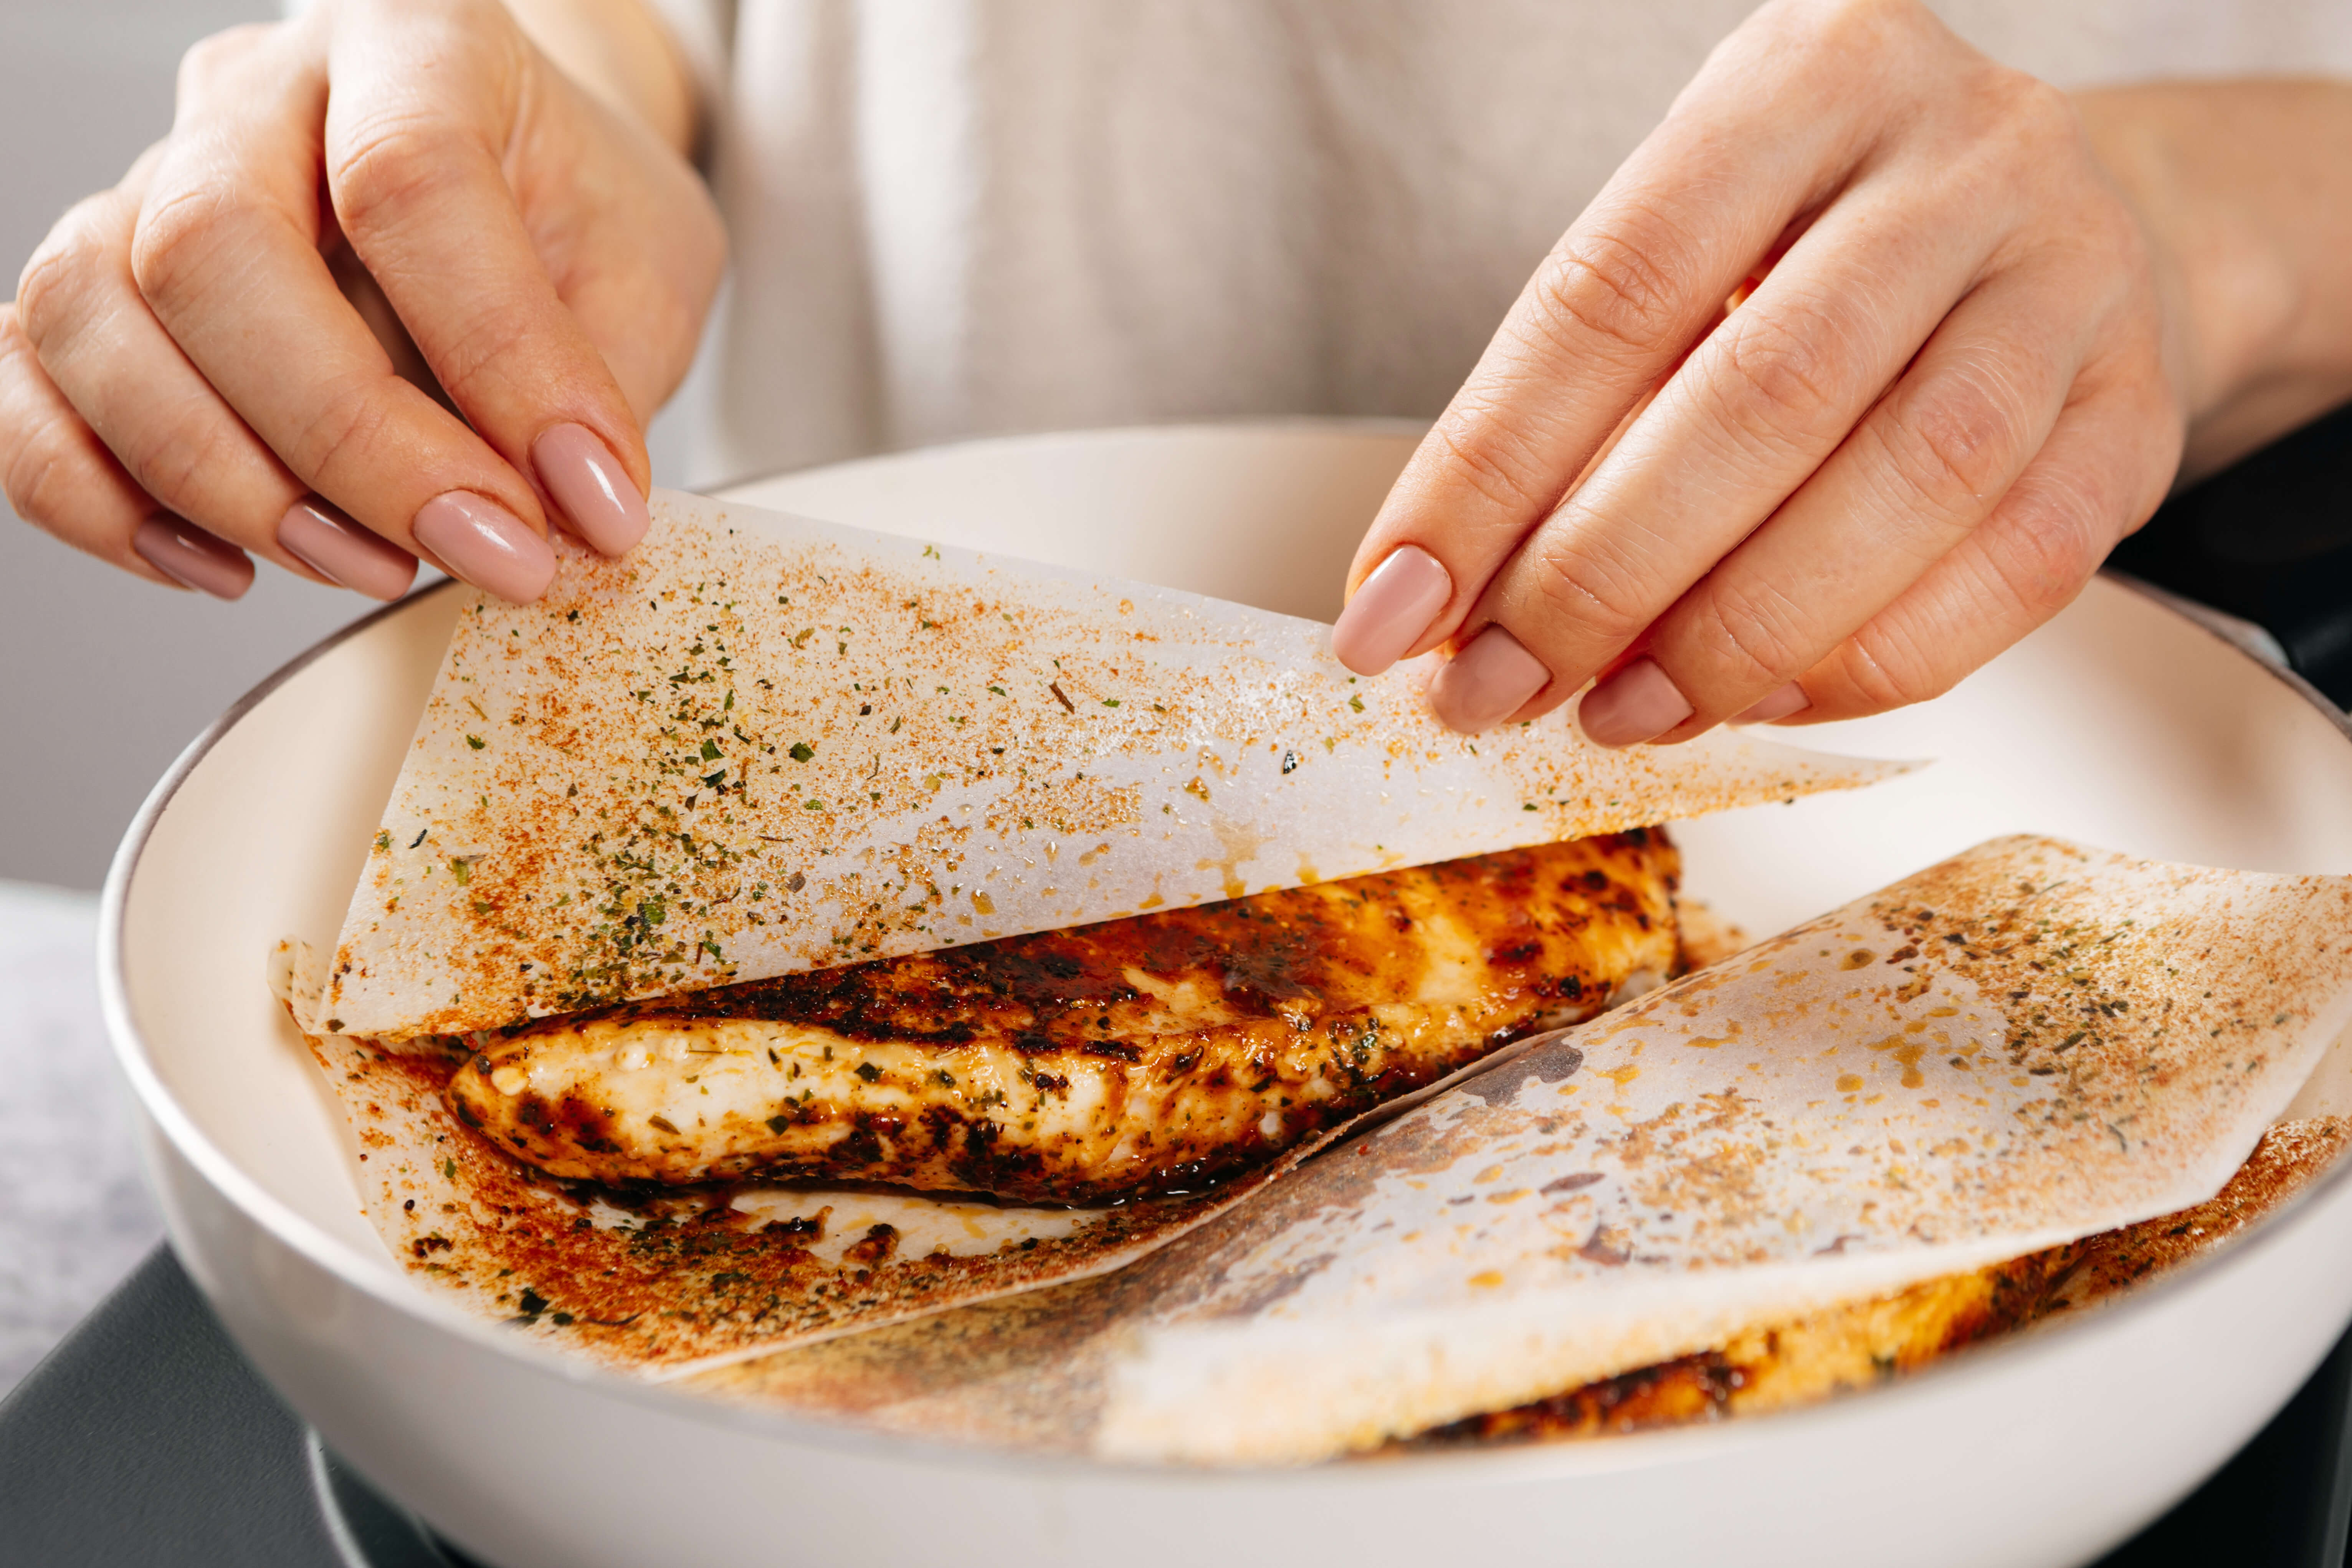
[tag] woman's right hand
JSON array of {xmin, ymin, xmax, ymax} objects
[{"xmin": 2, "ymin": 0, "xmax": 725, "ymax": 603}]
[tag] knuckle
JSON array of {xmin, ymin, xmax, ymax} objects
[
  {"xmin": 290, "ymin": 380, "xmax": 393, "ymax": 490},
  {"xmin": 1519, "ymin": 536, "xmax": 1652, "ymax": 649},
  {"xmin": 1522, "ymin": 216, "xmax": 1694, "ymax": 367},
  {"xmin": 1993, "ymin": 70, "xmax": 2078, "ymax": 147},
  {"xmin": 425, "ymin": 307, "xmax": 539, "ymax": 411},
  {"xmin": 1711, "ymin": 310, "xmax": 1851, "ymax": 448},
  {"xmin": 2, "ymin": 407, "xmax": 94, "ymax": 531},
  {"xmin": 120, "ymin": 406, "xmax": 236, "ymax": 513},
  {"xmin": 1688, "ymin": 583, "xmax": 1810, "ymax": 691},
  {"xmin": 1770, "ymin": 0, "xmax": 1922, "ymax": 76},
  {"xmin": 16, "ymin": 195, "xmax": 130, "ymax": 349},
  {"xmin": 329, "ymin": 113, "xmax": 474, "ymax": 240},
  {"xmin": 1879, "ymin": 367, "xmax": 2023, "ymax": 518},
  {"xmin": 1425, "ymin": 398, "xmax": 1559, "ymax": 519},
  {"xmin": 1841, "ymin": 623, "xmax": 1952, "ymax": 711},
  {"xmin": 177, "ymin": 23, "xmax": 271, "ymax": 88},
  {"xmin": 129, "ymin": 182, "xmax": 242, "ymax": 313},
  {"xmin": 1990, "ymin": 482, "xmax": 2104, "ymax": 622}
]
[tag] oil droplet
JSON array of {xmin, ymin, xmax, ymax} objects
[
  {"xmin": 1467, "ymin": 1270, "xmax": 1505, "ymax": 1289},
  {"xmin": 1841, "ymin": 949, "xmax": 1876, "ymax": 970},
  {"xmin": 1183, "ymin": 776, "xmax": 1210, "ymax": 801},
  {"xmin": 971, "ymin": 891, "xmax": 995, "ymax": 915},
  {"xmin": 1835, "ymin": 1073, "xmax": 1863, "ymax": 1092}
]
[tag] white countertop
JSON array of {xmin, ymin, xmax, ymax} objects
[{"xmin": 0, "ymin": 883, "xmax": 162, "ymax": 1398}]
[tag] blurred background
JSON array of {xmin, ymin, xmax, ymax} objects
[{"xmin": 0, "ymin": 0, "xmax": 704, "ymax": 894}]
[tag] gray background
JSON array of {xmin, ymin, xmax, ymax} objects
[{"xmin": 0, "ymin": 0, "xmax": 699, "ymax": 892}]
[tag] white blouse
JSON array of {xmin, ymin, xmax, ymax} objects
[{"xmin": 645, "ymin": 0, "xmax": 2352, "ymax": 486}]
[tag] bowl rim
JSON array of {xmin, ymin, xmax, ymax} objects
[{"xmin": 94, "ymin": 429, "xmax": 2352, "ymax": 1485}]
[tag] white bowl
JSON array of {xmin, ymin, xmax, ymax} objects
[{"xmin": 102, "ymin": 421, "xmax": 2352, "ymax": 1568}]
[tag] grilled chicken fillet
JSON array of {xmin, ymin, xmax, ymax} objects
[{"xmin": 451, "ymin": 830, "xmax": 1679, "ymax": 1203}]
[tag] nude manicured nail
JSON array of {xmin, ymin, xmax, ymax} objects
[
  {"xmin": 1426, "ymin": 625, "xmax": 1551, "ymax": 733},
  {"xmin": 132, "ymin": 516, "xmax": 253, "ymax": 601},
  {"xmin": 1578, "ymin": 659, "xmax": 1694, "ymax": 748},
  {"xmin": 1331, "ymin": 545, "xmax": 1452, "ymax": 674},
  {"xmin": 412, "ymin": 491, "xmax": 556, "ymax": 603},
  {"xmin": 277, "ymin": 498, "xmax": 418, "ymax": 602},
  {"xmin": 1732, "ymin": 682, "xmax": 1810, "ymax": 725},
  {"xmin": 532, "ymin": 423, "xmax": 648, "ymax": 556}
]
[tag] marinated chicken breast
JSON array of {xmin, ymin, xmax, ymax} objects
[
  {"xmin": 450, "ymin": 830, "xmax": 1680, "ymax": 1203},
  {"xmin": 1415, "ymin": 1116, "xmax": 2352, "ymax": 1448}
]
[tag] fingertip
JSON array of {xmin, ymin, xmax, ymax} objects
[
  {"xmin": 413, "ymin": 491, "xmax": 555, "ymax": 603},
  {"xmin": 277, "ymin": 497, "xmax": 419, "ymax": 601},
  {"xmin": 1331, "ymin": 545, "xmax": 1452, "ymax": 674},
  {"xmin": 532, "ymin": 421, "xmax": 647, "ymax": 556},
  {"xmin": 132, "ymin": 515, "xmax": 253, "ymax": 600},
  {"xmin": 1426, "ymin": 625, "xmax": 1552, "ymax": 734},
  {"xmin": 1576, "ymin": 659, "xmax": 1693, "ymax": 748},
  {"xmin": 1729, "ymin": 681, "xmax": 1812, "ymax": 726}
]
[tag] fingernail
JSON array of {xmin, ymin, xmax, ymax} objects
[
  {"xmin": 1425, "ymin": 625, "xmax": 1551, "ymax": 733},
  {"xmin": 1331, "ymin": 545, "xmax": 1452, "ymax": 674},
  {"xmin": 412, "ymin": 491, "xmax": 556, "ymax": 603},
  {"xmin": 532, "ymin": 423, "xmax": 648, "ymax": 556},
  {"xmin": 277, "ymin": 498, "xmax": 418, "ymax": 602},
  {"xmin": 133, "ymin": 516, "xmax": 253, "ymax": 600},
  {"xmin": 1577, "ymin": 659, "xmax": 1694, "ymax": 748},
  {"xmin": 1732, "ymin": 682, "xmax": 1810, "ymax": 725}
]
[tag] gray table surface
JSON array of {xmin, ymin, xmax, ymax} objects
[{"xmin": 0, "ymin": 882, "xmax": 164, "ymax": 1398}]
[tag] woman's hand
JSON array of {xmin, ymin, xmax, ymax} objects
[
  {"xmin": 2, "ymin": 0, "xmax": 723, "ymax": 603},
  {"xmin": 1333, "ymin": 0, "xmax": 2189, "ymax": 743}
]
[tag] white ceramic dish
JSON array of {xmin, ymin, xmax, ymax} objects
[{"xmin": 102, "ymin": 421, "xmax": 2352, "ymax": 1568}]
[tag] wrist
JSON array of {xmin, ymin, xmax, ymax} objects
[{"xmin": 2076, "ymin": 81, "xmax": 2352, "ymax": 481}]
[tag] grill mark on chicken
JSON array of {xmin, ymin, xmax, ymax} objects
[{"xmin": 450, "ymin": 831, "xmax": 1680, "ymax": 1203}]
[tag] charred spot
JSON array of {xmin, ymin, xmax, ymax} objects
[
  {"xmin": 841, "ymin": 1223, "xmax": 899, "ymax": 1266},
  {"xmin": 761, "ymin": 1213, "xmax": 823, "ymax": 1239},
  {"xmin": 832, "ymin": 1121, "xmax": 886, "ymax": 1168},
  {"xmin": 1486, "ymin": 939, "xmax": 1543, "ymax": 967}
]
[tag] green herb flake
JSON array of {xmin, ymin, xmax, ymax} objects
[
  {"xmin": 1348, "ymin": 695, "xmax": 1365, "ymax": 712},
  {"xmin": 855, "ymin": 1061, "xmax": 883, "ymax": 1082},
  {"xmin": 464, "ymin": 734, "xmax": 486, "ymax": 750},
  {"xmin": 450, "ymin": 858, "xmax": 472, "ymax": 885},
  {"xmin": 789, "ymin": 742, "xmax": 815, "ymax": 762},
  {"xmin": 700, "ymin": 739, "xmax": 721, "ymax": 761},
  {"xmin": 442, "ymin": 1157, "xmax": 457, "ymax": 1178}
]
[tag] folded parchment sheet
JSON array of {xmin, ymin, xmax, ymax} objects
[
  {"xmin": 299, "ymin": 491, "xmax": 1900, "ymax": 1040},
  {"xmin": 677, "ymin": 836, "xmax": 2352, "ymax": 1464}
]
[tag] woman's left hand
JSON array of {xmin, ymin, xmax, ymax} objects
[{"xmin": 1331, "ymin": 0, "xmax": 2187, "ymax": 743}]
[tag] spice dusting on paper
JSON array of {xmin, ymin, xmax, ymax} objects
[{"xmin": 308, "ymin": 492, "xmax": 1901, "ymax": 1040}]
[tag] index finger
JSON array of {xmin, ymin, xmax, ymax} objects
[
  {"xmin": 132, "ymin": 17, "xmax": 561, "ymax": 600},
  {"xmin": 1331, "ymin": 3, "xmax": 1898, "ymax": 676},
  {"xmin": 324, "ymin": 0, "xmax": 655, "ymax": 555}
]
